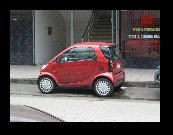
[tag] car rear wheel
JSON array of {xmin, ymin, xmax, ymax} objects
[
  {"xmin": 94, "ymin": 78, "xmax": 114, "ymax": 97},
  {"xmin": 38, "ymin": 76, "xmax": 56, "ymax": 94}
]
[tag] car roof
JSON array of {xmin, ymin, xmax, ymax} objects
[{"xmin": 74, "ymin": 42, "xmax": 117, "ymax": 46}]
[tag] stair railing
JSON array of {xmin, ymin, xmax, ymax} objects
[{"xmin": 82, "ymin": 10, "xmax": 99, "ymax": 42}]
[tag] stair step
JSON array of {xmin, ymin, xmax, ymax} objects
[
  {"xmin": 95, "ymin": 22, "xmax": 111, "ymax": 25},
  {"xmin": 89, "ymin": 39, "xmax": 112, "ymax": 42},
  {"xmin": 97, "ymin": 16, "xmax": 111, "ymax": 19},
  {"xmin": 89, "ymin": 35, "xmax": 112, "ymax": 40},
  {"xmin": 92, "ymin": 29, "xmax": 112, "ymax": 32},
  {"xmin": 85, "ymin": 14, "xmax": 112, "ymax": 43},
  {"xmin": 96, "ymin": 19, "xmax": 111, "ymax": 23},
  {"xmin": 90, "ymin": 31, "xmax": 112, "ymax": 36},
  {"xmin": 94, "ymin": 25, "xmax": 112, "ymax": 29}
]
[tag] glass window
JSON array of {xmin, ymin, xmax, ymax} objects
[
  {"xmin": 110, "ymin": 45, "xmax": 121, "ymax": 61},
  {"xmin": 100, "ymin": 46, "xmax": 110, "ymax": 60},
  {"xmin": 74, "ymin": 47, "xmax": 96, "ymax": 61},
  {"xmin": 74, "ymin": 47, "xmax": 89, "ymax": 61},
  {"xmin": 57, "ymin": 47, "xmax": 95, "ymax": 63},
  {"xmin": 57, "ymin": 48, "xmax": 73, "ymax": 63},
  {"xmin": 100, "ymin": 45, "xmax": 121, "ymax": 61},
  {"xmin": 121, "ymin": 10, "xmax": 160, "ymax": 59},
  {"xmin": 88, "ymin": 48, "xmax": 95, "ymax": 59}
]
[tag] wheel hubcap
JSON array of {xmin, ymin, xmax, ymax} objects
[
  {"xmin": 96, "ymin": 80, "xmax": 110, "ymax": 96},
  {"xmin": 40, "ymin": 78, "xmax": 53, "ymax": 92}
]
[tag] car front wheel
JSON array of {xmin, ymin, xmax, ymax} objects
[
  {"xmin": 94, "ymin": 78, "xmax": 114, "ymax": 97},
  {"xmin": 38, "ymin": 76, "xmax": 56, "ymax": 94}
]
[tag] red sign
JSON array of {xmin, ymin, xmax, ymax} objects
[
  {"xmin": 141, "ymin": 16, "xmax": 154, "ymax": 26},
  {"xmin": 133, "ymin": 45, "xmax": 160, "ymax": 48},
  {"xmin": 126, "ymin": 39, "xmax": 159, "ymax": 45}
]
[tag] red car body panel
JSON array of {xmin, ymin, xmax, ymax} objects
[{"xmin": 38, "ymin": 42, "xmax": 125, "ymax": 88}]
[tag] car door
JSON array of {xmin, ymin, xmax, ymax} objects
[{"xmin": 54, "ymin": 47, "xmax": 96, "ymax": 84}]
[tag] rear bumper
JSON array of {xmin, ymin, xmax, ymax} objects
[{"xmin": 112, "ymin": 69, "xmax": 125, "ymax": 87}]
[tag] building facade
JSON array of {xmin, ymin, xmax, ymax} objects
[
  {"xmin": 10, "ymin": 10, "xmax": 160, "ymax": 68},
  {"xmin": 121, "ymin": 10, "xmax": 160, "ymax": 68}
]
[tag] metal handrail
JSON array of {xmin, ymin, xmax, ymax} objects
[{"xmin": 82, "ymin": 10, "xmax": 99, "ymax": 42}]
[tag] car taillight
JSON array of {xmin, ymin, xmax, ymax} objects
[
  {"xmin": 111, "ymin": 63, "xmax": 114, "ymax": 68},
  {"xmin": 108, "ymin": 61, "xmax": 113, "ymax": 72}
]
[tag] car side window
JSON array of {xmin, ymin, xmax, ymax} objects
[
  {"xmin": 57, "ymin": 48, "xmax": 74, "ymax": 63},
  {"xmin": 111, "ymin": 45, "xmax": 121, "ymax": 61},
  {"xmin": 75, "ymin": 47, "xmax": 96, "ymax": 61},
  {"xmin": 99, "ymin": 46, "xmax": 110, "ymax": 60},
  {"xmin": 88, "ymin": 48, "xmax": 96, "ymax": 59},
  {"xmin": 73, "ymin": 47, "xmax": 88, "ymax": 61},
  {"xmin": 57, "ymin": 47, "xmax": 95, "ymax": 63}
]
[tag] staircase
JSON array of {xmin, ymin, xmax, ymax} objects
[{"xmin": 89, "ymin": 15, "xmax": 112, "ymax": 42}]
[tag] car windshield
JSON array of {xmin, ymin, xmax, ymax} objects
[{"xmin": 100, "ymin": 45, "xmax": 121, "ymax": 61}]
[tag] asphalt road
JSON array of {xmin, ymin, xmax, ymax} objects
[
  {"xmin": 10, "ymin": 83, "xmax": 160, "ymax": 122},
  {"xmin": 10, "ymin": 83, "xmax": 160, "ymax": 100}
]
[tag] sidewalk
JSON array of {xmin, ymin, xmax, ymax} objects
[{"xmin": 10, "ymin": 65, "xmax": 160, "ymax": 88}]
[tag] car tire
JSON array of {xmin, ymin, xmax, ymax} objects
[
  {"xmin": 38, "ymin": 76, "xmax": 56, "ymax": 94},
  {"xmin": 94, "ymin": 78, "xmax": 114, "ymax": 97}
]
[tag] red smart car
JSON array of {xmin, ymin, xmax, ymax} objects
[{"xmin": 37, "ymin": 42, "xmax": 125, "ymax": 97}]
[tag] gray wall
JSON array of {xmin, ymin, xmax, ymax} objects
[
  {"xmin": 35, "ymin": 10, "xmax": 66, "ymax": 64},
  {"xmin": 35, "ymin": 10, "xmax": 92, "ymax": 64}
]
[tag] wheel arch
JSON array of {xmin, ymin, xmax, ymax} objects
[
  {"xmin": 37, "ymin": 74, "xmax": 57, "ymax": 87},
  {"xmin": 92, "ymin": 76, "xmax": 114, "ymax": 90}
]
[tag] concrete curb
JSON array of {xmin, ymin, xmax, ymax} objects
[
  {"xmin": 10, "ymin": 78, "xmax": 37, "ymax": 85},
  {"xmin": 124, "ymin": 81, "xmax": 160, "ymax": 88},
  {"xmin": 10, "ymin": 78, "xmax": 160, "ymax": 88}
]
